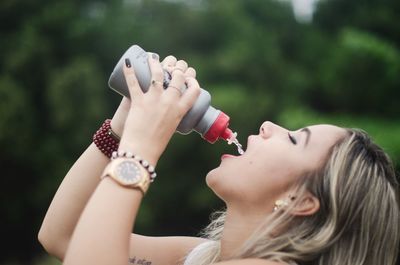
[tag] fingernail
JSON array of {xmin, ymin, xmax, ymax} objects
[
  {"xmin": 152, "ymin": 53, "xmax": 159, "ymax": 61},
  {"xmin": 125, "ymin": 58, "xmax": 131, "ymax": 68}
]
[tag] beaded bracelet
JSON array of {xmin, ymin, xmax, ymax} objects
[
  {"xmin": 111, "ymin": 150, "xmax": 157, "ymax": 182},
  {"xmin": 93, "ymin": 119, "xmax": 120, "ymax": 158}
]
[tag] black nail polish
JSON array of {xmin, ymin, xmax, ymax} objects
[
  {"xmin": 152, "ymin": 53, "xmax": 159, "ymax": 60},
  {"xmin": 125, "ymin": 58, "xmax": 131, "ymax": 68}
]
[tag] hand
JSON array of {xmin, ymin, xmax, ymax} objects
[
  {"xmin": 110, "ymin": 55, "xmax": 197, "ymax": 137},
  {"xmin": 118, "ymin": 54, "xmax": 201, "ymax": 166}
]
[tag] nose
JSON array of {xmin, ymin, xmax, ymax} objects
[{"xmin": 259, "ymin": 121, "xmax": 287, "ymax": 139}]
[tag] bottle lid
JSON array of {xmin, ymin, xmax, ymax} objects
[{"xmin": 203, "ymin": 111, "xmax": 232, "ymax": 143}]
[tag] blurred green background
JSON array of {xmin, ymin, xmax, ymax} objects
[{"xmin": 1, "ymin": 0, "xmax": 399, "ymax": 264}]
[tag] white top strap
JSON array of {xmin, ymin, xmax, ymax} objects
[{"xmin": 183, "ymin": 241, "xmax": 215, "ymax": 265}]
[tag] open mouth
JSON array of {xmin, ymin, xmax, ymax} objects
[{"xmin": 220, "ymin": 136, "xmax": 249, "ymax": 160}]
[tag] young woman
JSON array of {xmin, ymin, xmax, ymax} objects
[{"xmin": 38, "ymin": 54, "xmax": 399, "ymax": 265}]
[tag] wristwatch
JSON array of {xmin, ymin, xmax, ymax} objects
[{"xmin": 101, "ymin": 157, "xmax": 150, "ymax": 194}]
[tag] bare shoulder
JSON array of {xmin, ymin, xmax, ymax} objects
[{"xmin": 212, "ymin": 259, "xmax": 288, "ymax": 265}]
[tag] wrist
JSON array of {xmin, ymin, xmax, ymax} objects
[
  {"xmin": 93, "ymin": 119, "xmax": 120, "ymax": 158},
  {"xmin": 110, "ymin": 97, "xmax": 131, "ymax": 136},
  {"xmin": 110, "ymin": 151, "xmax": 157, "ymax": 183},
  {"xmin": 118, "ymin": 140, "xmax": 160, "ymax": 167},
  {"xmin": 110, "ymin": 118, "xmax": 124, "ymax": 138}
]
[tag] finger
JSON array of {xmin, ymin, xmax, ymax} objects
[
  {"xmin": 174, "ymin": 60, "xmax": 188, "ymax": 73},
  {"xmin": 167, "ymin": 70, "xmax": 186, "ymax": 98},
  {"xmin": 179, "ymin": 77, "xmax": 201, "ymax": 112},
  {"xmin": 185, "ymin": 67, "xmax": 196, "ymax": 78},
  {"xmin": 148, "ymin": 53, "xmax": 164, "ymax": 93},
  {"xmin": 161, "ymin": 55, "xmax": 177, "ymax": 68},
  {"xmin": 123, "ymin": 58, "xmax": 143, "ymax": 100}
]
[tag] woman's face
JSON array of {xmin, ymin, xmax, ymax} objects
[{"xmin": 206, "ymin": 122, "xmax": 346, "ymax": 212}]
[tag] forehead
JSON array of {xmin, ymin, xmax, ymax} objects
[{"xmin": 306, "ymin": 124, "xmax": 347, "ymax": 148}]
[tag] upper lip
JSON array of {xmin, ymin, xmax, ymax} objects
[{"xmin": 244, "ymin": 135, "xmax": 259, "ymax": 153}]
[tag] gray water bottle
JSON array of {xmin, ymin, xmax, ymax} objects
[{"xmin": 108, "ymin": 45, "xmax": 235, "ymax": 143}]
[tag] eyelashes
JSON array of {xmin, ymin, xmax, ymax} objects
[{"xmin": 288, "ymin": 132, "xmax": 297, "ymax": 145}]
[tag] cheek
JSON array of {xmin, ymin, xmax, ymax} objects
[{"xmin": 243, "ymin": 158, "xmax": 299, "ymax": 197}]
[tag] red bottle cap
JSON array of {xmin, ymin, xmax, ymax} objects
[{"xmin": 203, "ymin": 111, "xmax": 232, "ymax": 143}]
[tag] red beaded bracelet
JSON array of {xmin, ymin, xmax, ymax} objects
[{"xmin": 93, "ymin": 119, "xmax": 120, "ymax": 158}]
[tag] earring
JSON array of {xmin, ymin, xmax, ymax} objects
[
  {"xmin": 273, "ymin": 195, "xmax": 297, "ymax": 212},
  {"xmin": 273, "ymin": 199, "xmax": 289, "ymax": 212}
]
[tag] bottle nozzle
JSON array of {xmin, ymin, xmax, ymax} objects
[
  {"xmin": 201, "ymin": 110, "xmax": 244, "ymax": 154},
  {"xmin": 221, "ymin": 128, "xmax": 234, "ymax": 141},
  {"xmin": 203, "ymin": 111, "xmax": 231, "ymax": 143}
]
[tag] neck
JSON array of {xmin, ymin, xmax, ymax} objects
[{"xmin": 219, "ymin": 205, "xmax": 267, "ymax": 260}]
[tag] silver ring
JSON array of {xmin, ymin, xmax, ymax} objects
[
  {"xmin": 151, "ymin": 80, "xmax": 163, "ymax": 87},
  {"xmin": 168, "ymin": 85, "xmax": 185, "ymax": 95}
]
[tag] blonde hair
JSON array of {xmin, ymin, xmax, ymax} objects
[{"xmin": 185, "ymin": 129, "xmax": 399, "ymax": 265}]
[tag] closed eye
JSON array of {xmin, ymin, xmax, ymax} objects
[{"xmin": 288, "ymin": 132, "xmax": 297, "ymax": 145}]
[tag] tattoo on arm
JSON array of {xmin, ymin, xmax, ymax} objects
[{"xmin": 129, "ymin": 256, "xmax": 152, "ymax": 265}]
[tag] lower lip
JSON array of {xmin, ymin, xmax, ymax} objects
[{"xmin": 221, "ymin": 154, "xmax": 237, "ymax": 160}]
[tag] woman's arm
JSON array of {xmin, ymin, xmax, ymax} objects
[
  {"xmin": 38, "ymin": 54, "xmax": 201, "ymax": 263},
  {"xmin": 38, "ymin": 99, "xmax": 129, "ymax": 259},
  {"xmin": 63, "ymin": 177, "xmax": 143, "ymax": 264},
  {"xmin": 63, "ymin": 55, "xmax": 201, "ymax": 264}
]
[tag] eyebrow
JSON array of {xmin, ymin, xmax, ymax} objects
[{"xmin": 301, "ymin": 127, "xmax": 311, "ymax": 147}]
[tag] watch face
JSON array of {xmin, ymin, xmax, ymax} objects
[{"xmin": 115, "ymin": 160, "xmax": 141, "ymax": 184}]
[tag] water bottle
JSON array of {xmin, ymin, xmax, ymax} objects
[{"xmin": 108, "ymin": 45, "xmax": 236, "ymax": 144}]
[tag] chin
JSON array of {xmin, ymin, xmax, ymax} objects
[
  {"xmin": 206, "ymin": 166, "xmax": 242, "ymax": 203},
  {"xmin": 205, "ymin": 167, "xmax": 227, "ymax": 200},
  {"xmin": 205, "ymin": 167, "xmax": 218, "ymax": 189}
]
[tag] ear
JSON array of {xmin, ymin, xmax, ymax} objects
[{"xmin": 291, "ymin": 192, "xmax": 320, "ymax": 216}]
